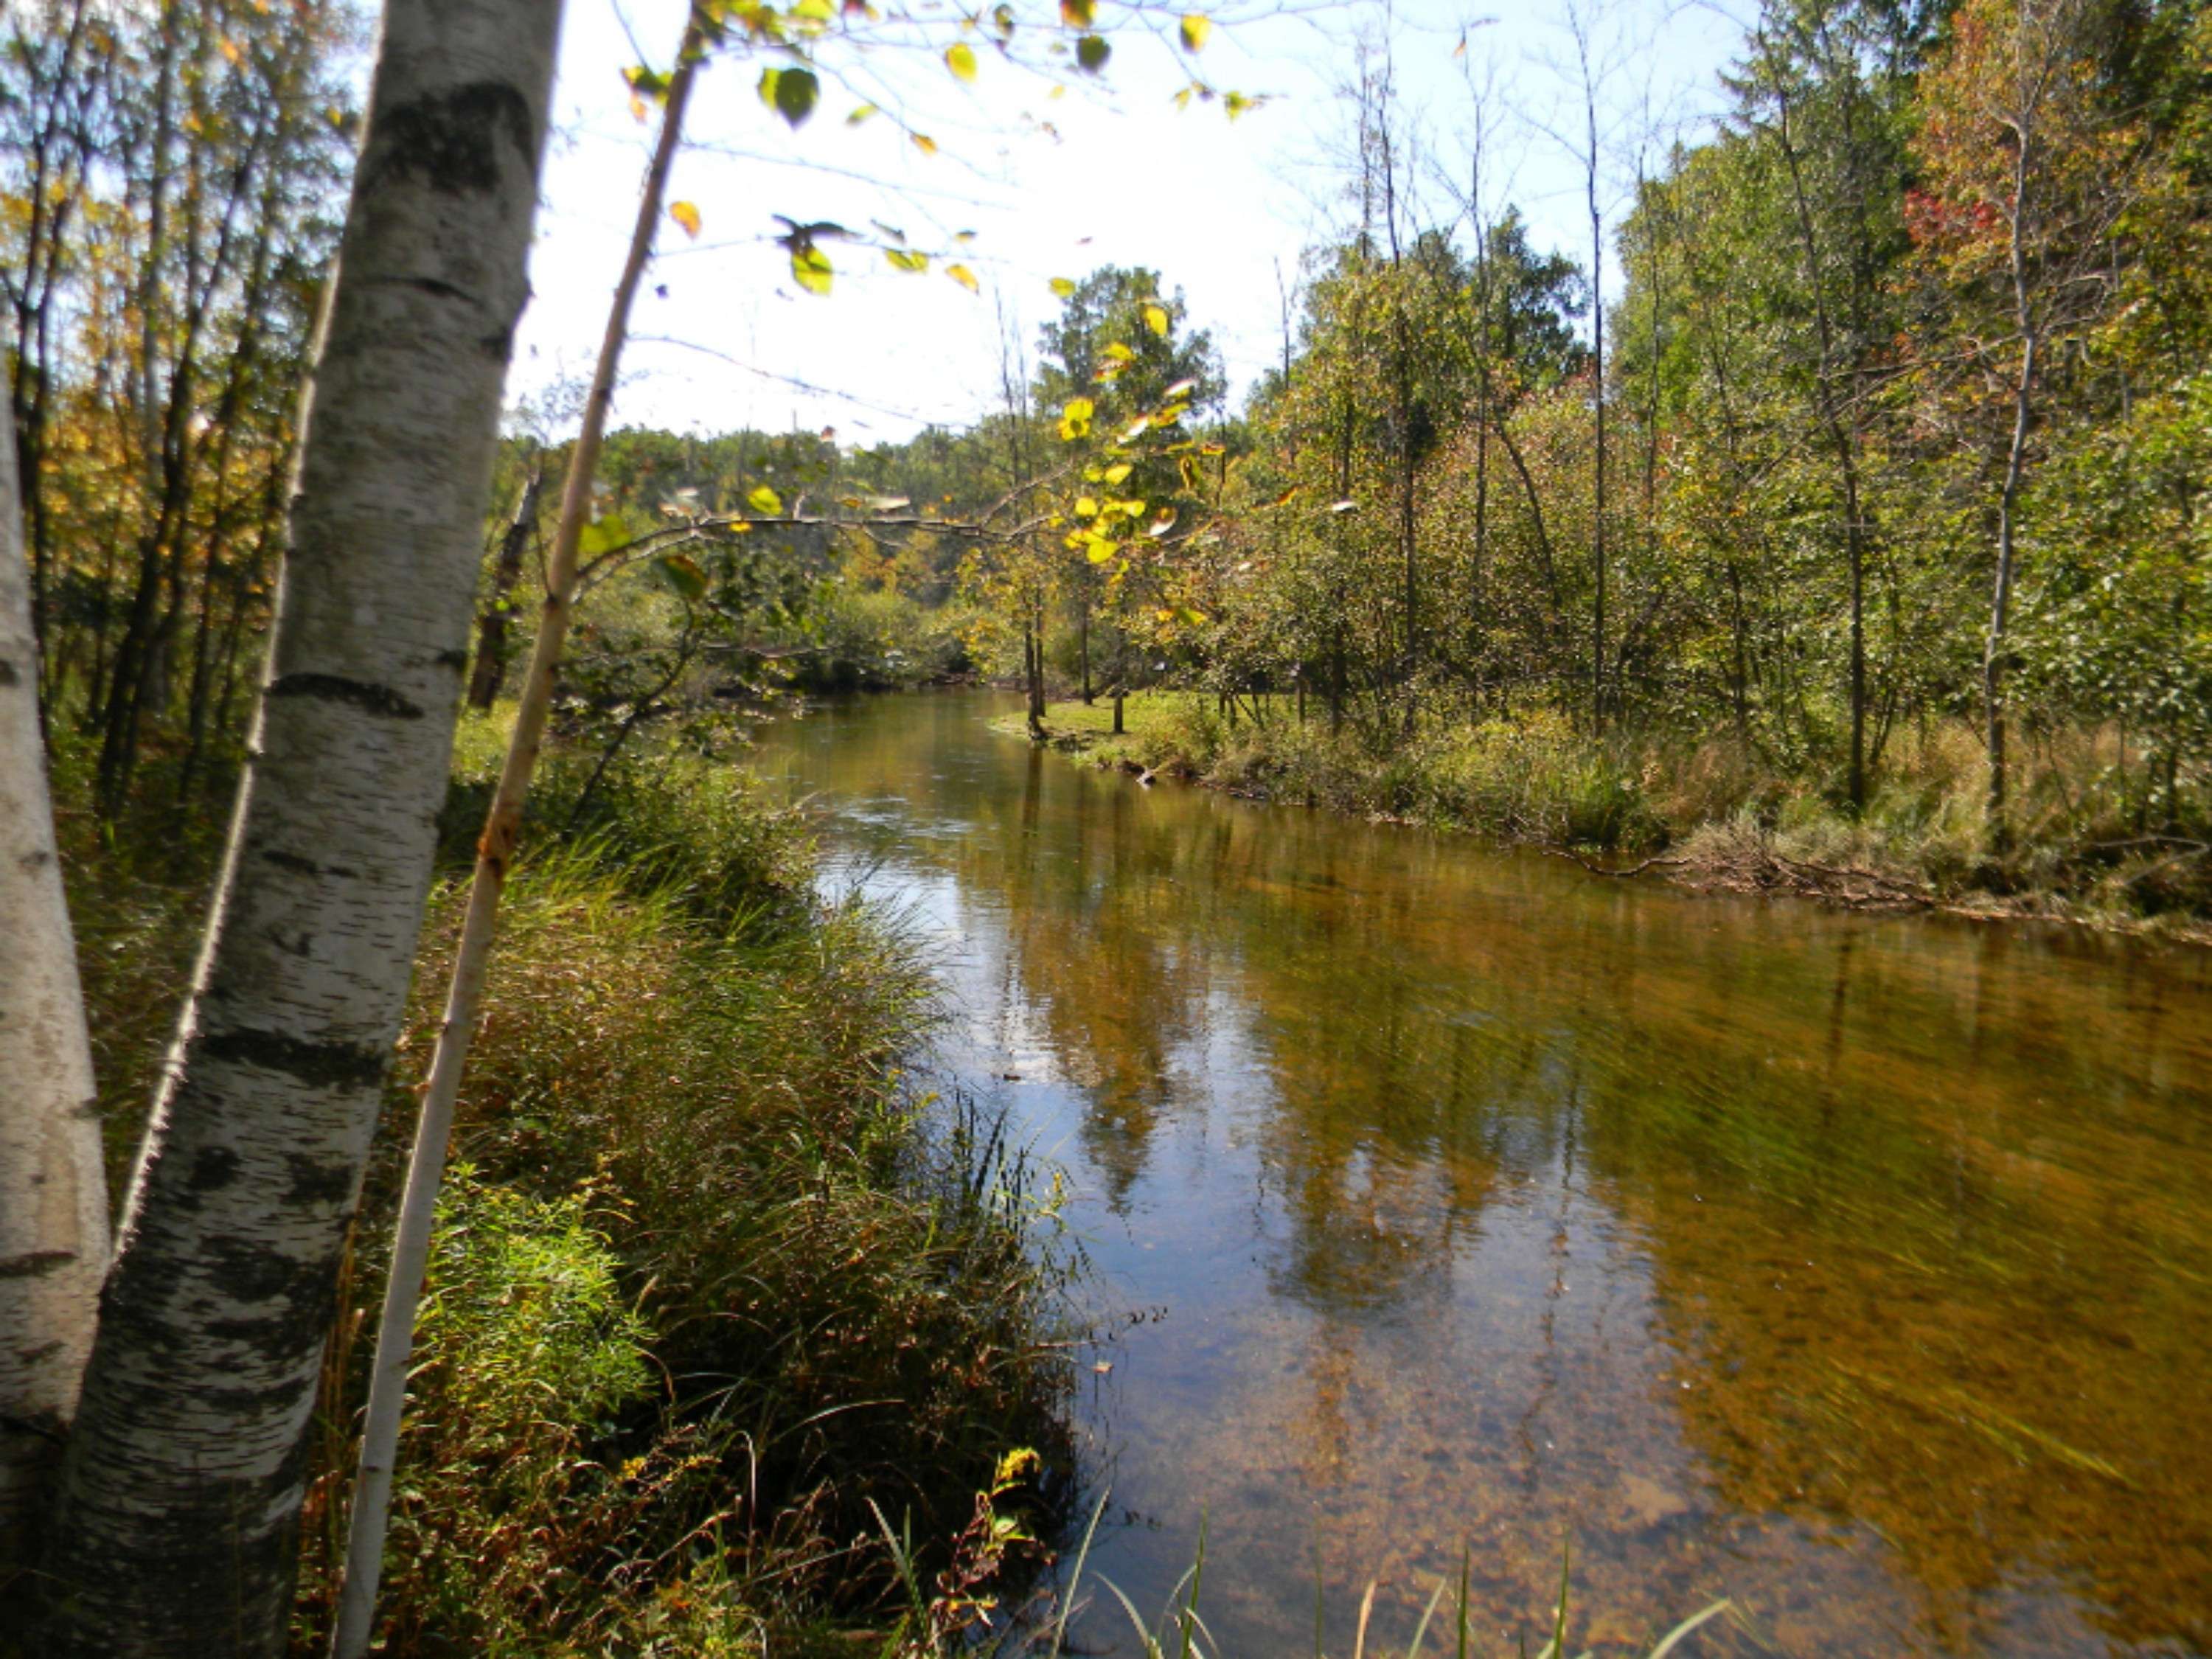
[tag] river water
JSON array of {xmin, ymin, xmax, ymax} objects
[{"xmin": 759, "ymin": 690, "xmax": 2212, "ymax": 1658}]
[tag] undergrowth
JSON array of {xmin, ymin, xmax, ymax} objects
[{"xmin": 1016, "ymin": 692, "xmax": 2212, "ymax": 930}]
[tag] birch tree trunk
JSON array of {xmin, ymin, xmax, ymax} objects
[
  {"xmin": 0, "ymin": 397, "xmax": 108, "ymax": 1584},
  {"xmin": 39, "ymin": 1, "xmax": 563, "ymax": 1652}
]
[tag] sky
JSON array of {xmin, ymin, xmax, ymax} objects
[{"xmin": 506, "ymin": 0, "xmax": 1756, "ymax": 445}]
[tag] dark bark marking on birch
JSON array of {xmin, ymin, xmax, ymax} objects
[
  {"xmin": 260, "ymin": 846, "xmax": 361, "ymax": 879},
  {"xmin": 282, "ymin": 1153, "xmax": 356, "ymax": 1207},
  {"xmin": 432, "ymin": 647, "xmax": 469, "ymax": 670},
  {"xmin": 187, "ymin": 1145, "xmax": 241, "ymax": 1194},
  {"xmin": 266, "ymin": 671, "xmax": 425, "ymax": 719},
  {"xmin": 200, "ymin": 1026, "xmax": 389, "ymax": 1090},
  {"xmin": 0, "ymin": 1250, "xmax": 77, "ymax": 1280},
  {"xmin": 0, "ymin": 656, "xmax": 18, "ymax": 685},
  {"xmin": 365, "ymin": 81, "xmax": 535, "ymax": 198},
  {"xmin": 402, "ymin": 275, "xmax": 470, "ymax": 304},
  {"xmin": 204, "ymin": 1234, "xmax": 336, "ymax": 1313}
]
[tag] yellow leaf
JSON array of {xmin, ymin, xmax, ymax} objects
[
  {"xmin": 1060, "ymin": 0, "xmax": 1095, "ymax": 24},
  {"xmin": 847, "ymin": 102, "xmax": 879, "ymax": 124},
  {"xmin": 1142, "ymin": 302, "xmax": 1169, "ymax": 337},
  {"xmin": 669, "ymin": 200, "xmax": 702, "ymax": 239},
  {"xmin": 945, "ymin": 262, "xmax": 979, "ymax": 292},
  {"xmin": 1179, "ymin": 13, "xmax": 1211, "ymax": 51},
  {"xmin": 1075, "ymin": 495, "xmax": 1099, "ymax": 518},
  {"xmin": 911, "ymin": 131, "xmax": 939, "ymax": 155},
  {"xmin": 945, "ymin": 41, "xmax": 978, "ymax": 82},
  {"xmin": 748, "ymin": 484, "xmax": 785, "ymax": 516},
  {"xmin": 1104, "ymin": 462, "xmax": 1133, "ymax": 484},
  {"xmin": 790, "ymin": 244, "xmax": 832, "ymax": 295},
  {"xmin": 1050, "ymin": 276, "xmax": 1077, "ymax": 297}
]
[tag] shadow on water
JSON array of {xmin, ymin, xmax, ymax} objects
[{"xmin": 759, "ymin": 690, "xmax": 2212, "ymax": 1658}]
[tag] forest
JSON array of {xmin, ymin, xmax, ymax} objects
[{"xmin": 3, "ymin": 0, "xmax": 2209, "ymax": 1653}]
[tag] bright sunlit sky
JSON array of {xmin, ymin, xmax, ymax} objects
[{"xmin": 507, "ymin": 0, "xmax": 1756, "ymax": 444}]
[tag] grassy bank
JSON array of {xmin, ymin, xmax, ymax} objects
[
  {"xmin": 1004, "ymin": 692, "xmax": 2212, "ymax": 937},
  {"xmin": 59, "ymin": 716, "xmax": 1075, "ymax": 1657}
]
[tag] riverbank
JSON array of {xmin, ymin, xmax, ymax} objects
[
  {"xmin": 1000, "ymin": 692, "xmax": 2212, "ymax": 943},
  {"xmin": 57, "ymin": 716, "xmax": 1074, "ymax": 1656}
]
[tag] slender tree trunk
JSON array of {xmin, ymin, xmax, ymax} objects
[
  {"xmin": 1077, "ymin": 595, "xmax": 1091, "ymax": 703},
  {"xmin": 466, "ymin": 459, "xmax": 542, "ymax": 709},
  {"xmin": 1988, "ymin": 119, "xmax": 2041, "ymax": 851},
  {"xmin": 1025, "ymin": 620, "xmax": 1046, "ymax": 740},
  {"xmin": 1986, "ymin": 329, "xmax": 2034, "ymax": 847},
  {"xmin": 40, "ymin": 4, "xmax": 562, "ymax": 1652},
  {"xmin": 0, "ymin": 400, "xmax": 108, "ymax": 1596},
  {"xmin": 332, "ymin": 32, "xmax": 698, "ymax": 1653}
]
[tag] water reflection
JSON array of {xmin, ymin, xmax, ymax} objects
[{"xmin": 761, "ymin": 692, "xmax": 2212, "ymax": 1658}]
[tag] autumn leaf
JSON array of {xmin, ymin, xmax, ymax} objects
[
  {"xmin": 748, "ymin": 484, "xmax": 785, "ymax": 516},
  {"xmin": 945, "ymin": 262, "xmax": 980, "ymax": 292},
  {"xmin": 790, "ymin": 243, "xmax": 832, "ymax": 295},
  {"xmin": 668, "ymin": 200, "xmax": 702, "ymax": 239},
  {"xmin": 945, "ymin": 41, "xmax": 978, "ymax": 82},
  {"xmin": 1180, "ymin": 13, "xmax": 1211, "ymax": 51},
  {"xmin": 1143, "ymin": 302, "xmax": 1169, "ymax": 337}
]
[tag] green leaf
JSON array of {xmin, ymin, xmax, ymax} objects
[
  {"xmin": 884, "ymin": 247, "xmax": 930, "ymax": 273},
  {"xmin": 748, "ymin": 484, "xmax": 785, "ymax": 515},
  {"xmin": 657, "ymin": 553, "xmax": 708, "ymax": 599},
  {"xmin": 759, "ymin": 65, "xmax": 819, "ymax": 127},
  {"xmin": 577, "ymin": 515, "xmax": 629, "ymax": 558},
  {"xmin": 1076, "ymin": 32, "xmax": 1110, "ymax": 72},
  {"xmin": 945, "ymin": 41, "xmax": 978, "ymax": 82},
  {"xmin": 1180, "ymin": 12, "xmax": 1211, "ymax": 50},
  {"xmin": 847, "ymin": 102, "xmax": 879, "ymax": 124}
]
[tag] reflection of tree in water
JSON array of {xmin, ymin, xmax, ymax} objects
[{"xmin": 773, "ymin": 698, "xmax": 2212, "ymax": 1655}]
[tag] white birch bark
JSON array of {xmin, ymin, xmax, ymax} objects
[
  {"xmin": 38, "ymin": 1, "xmax": 564, "ymax": 1652},
  {"xmin": 0, "ymin": 397, "xmax": 108, "ymax": 1573}
]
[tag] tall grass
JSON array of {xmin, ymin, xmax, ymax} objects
[{"xmin": 282, "ymin": 725, "xmax": 1079, "ymax": 1655}]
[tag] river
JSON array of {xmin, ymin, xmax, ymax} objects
[{"xmin": 759, "ymin": 689, "xmax": 2212, "ymax": 1658}]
